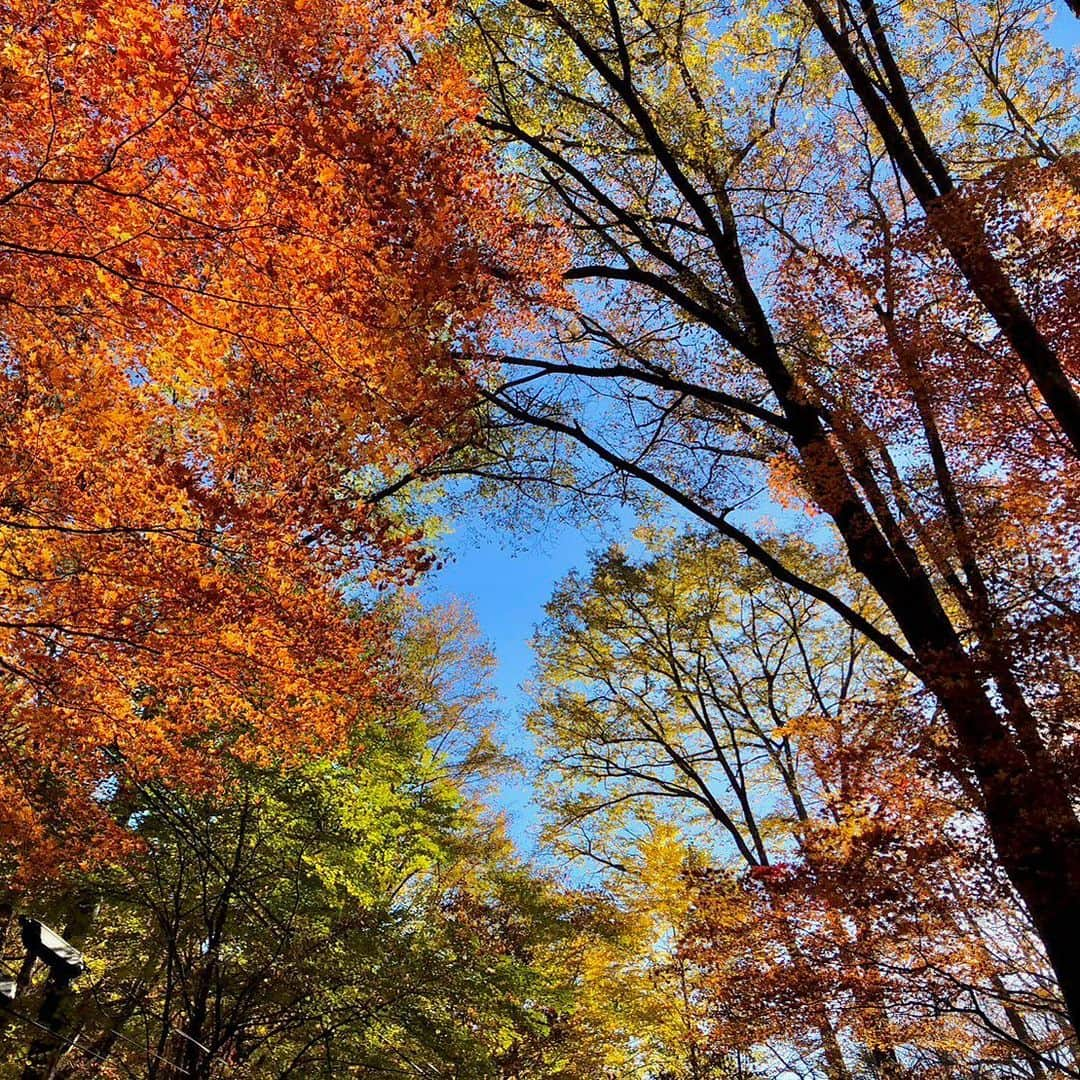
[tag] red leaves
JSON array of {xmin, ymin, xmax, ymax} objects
[{"xmin": 747, "ymin": 862, "xmax": 797, "ymax": 885}]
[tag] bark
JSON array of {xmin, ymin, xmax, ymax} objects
[
  {"xmin": 927, "ymin": 197, "xmax": 1080, "ymax": 454},
  {"xmin": 487, "ymin": 0, "xmax": 1080, "ymax": 1031},
  {"xmin": 868, "ymin": 1045, "xmax": 905, "ymax": 1079},
  {"xmin": 993, "ymin": 975, "xmax": 1047, "ymax": 1079},
  {"xmin": 785, "ymin": 391, "xmax": 1080, "ymax": 1031},
  {"xmin": 820, "ymin": 1018, "xmax": 854, "ymax": 1080}
]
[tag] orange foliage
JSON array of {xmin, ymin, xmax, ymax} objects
[
  {"xmin": 682, "ymin": 160, "xmax": 1080, "ymax": 1067},
  {"xmin": 683, "ymin": 700, "xmax": 1066, "ymax": 1073},
  {"xmin": 0, "ymin": 0, "xmax": 558, "ymax": 883},
  {"xmin": 779, "ymin": 157, "xmax": 1080, "ymax": 577},
  {"xmin": 776, "ymin": 156, "xmax": 1080, "ymax": 797}
]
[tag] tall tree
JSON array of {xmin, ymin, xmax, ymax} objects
[
  {"xmin": 778, "ymin": 0, "xmax": 1080, "ymax": 450},
  {"xmin": 449, "ymin": 0, "xmax": 1080, "ymax": 1021},
  {"xmin": 0, "ymin": 600, "xmax": 705, "ymax": 1080},
  {"xmin": 530, "ymin": 530, "xmax": 1073, "ymax": 1075}
]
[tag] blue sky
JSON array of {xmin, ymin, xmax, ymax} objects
[
  {"xmin": 1055, "ymin": 6, "xmax": 1080, "ymax": 47},
  {"xmin": 420, "ymin": 509, "xmax": 623, "ymax": 850}
]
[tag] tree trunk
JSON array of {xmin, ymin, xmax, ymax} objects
[
  {"xmin": 994, "ymin": 977, "xmax": 1046, "ymax": 1079},
  {"xmin": 868, "ymin": 1045, "xmax": 904, "ymax": 1079},
  {"xmin": 932, "ymin": 673, "xmax": 1080, "ymax": 1031},
  {"xmin": 797, "ymin": 0, "xmax": 1080, "ymax": 455},
  {"xmin": 775, "ymin": 389, "xmax": 1080, "ymax": 1031},
  {"xmin": 820, "ymin": 1019, "xmax": 854, "ymax": 1080},
  {"xmin": 927, "ymin": 197, "xmax": 1080, "ymax": 455}
]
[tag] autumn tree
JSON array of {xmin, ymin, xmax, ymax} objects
[
  {"xmin": 0, "ymin": 595, "xmax": 717, "ymax": 1080},
  {"xmin": 0, "ymin": 595, "xmax": 751, "ymax": 1079},
  {"xmin": 530, "ymin": 530, "xmax": 1074, "ymax": 1076},
  {"xmin": 776, "ymin": 0, "xmax": 1080, "ymax": 451},
  {"xmin": 443, "ymin": 0, "xmax": 1080, "ymax": 1024},
  {"xmin": 0, "ymin": 0, "xmax": 557, "ymax": 869}
]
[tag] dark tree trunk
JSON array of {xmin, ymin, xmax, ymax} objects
[
  {"xmin": 798, "ymin": 0, "xmax": 1080, "ymax": 456},
  {"xmin": 771, "ymin": 370, "xmax": 1080, "ymax": 1032}
]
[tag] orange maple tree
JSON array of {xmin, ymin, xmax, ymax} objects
[{"xmin": 0, "ymin": 0, "xmax": 558, "ymax": 881}]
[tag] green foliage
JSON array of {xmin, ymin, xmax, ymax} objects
[{"xmin": 0, "ymin": 609, "xmax": 637, "ymax": 1079}]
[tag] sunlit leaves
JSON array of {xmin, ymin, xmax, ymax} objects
[{"xmin": 0, "ymin": 0, "xmax": 559, "ymax": 876}]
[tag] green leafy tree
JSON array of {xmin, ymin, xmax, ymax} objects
[{"xmin": 0, "ymin": 601, "xmax": 708, "ymax": 1080}]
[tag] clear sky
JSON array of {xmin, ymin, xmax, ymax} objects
[
  {"xmin": 1054, "ymin": 6, "xmax": 1080, "ymax": 47},
  {"xmin": 420, "ymin": 507, "xmax": 625, "ymax": 852},
  {"xmin": 423, "ymin": 520, "xmax": 592, "ymax": 711}
]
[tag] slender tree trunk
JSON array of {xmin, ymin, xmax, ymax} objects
[
  {"xmin": 771, "ymin": 917, "xmax": 856, "ymax": 1079},
  {"xmin": 797, "ymin": 0, "xmax": 1080, "ymax": 455},
  {"xmin": 820, "ymin": 1019, "xmax": 854, "ymax": 1080},
  {"xmin": 992, "ymin": 975, "xmax": 1047, "ymax": 1080},
  {"xmin": 927, "ymin": 198, "xmax": 1080, "ymax": 454}
]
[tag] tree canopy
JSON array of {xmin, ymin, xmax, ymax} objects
[
  {"xmin": 451, "ymin": 0, "xmax": 1080, "ymax": 1034},
  {"xmin": 1, "ymin": 0, "xmax": 1079, "ymax": 1076}
]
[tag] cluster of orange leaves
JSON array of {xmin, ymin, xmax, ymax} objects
[
  {"xmin": 772, "ymin": 158, "xmax": 1080, "ymax": 789},
  {"xmin": 0, "ymin": 0, "xmax": 561, "ymax": 883},
  {"xmin": 774, "ymin": 157, "xmax": 1080, "ymax": 569},
  {"xmin": 682, "ymin": 701, "xmax": 1057, "ymax": 1072}
]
